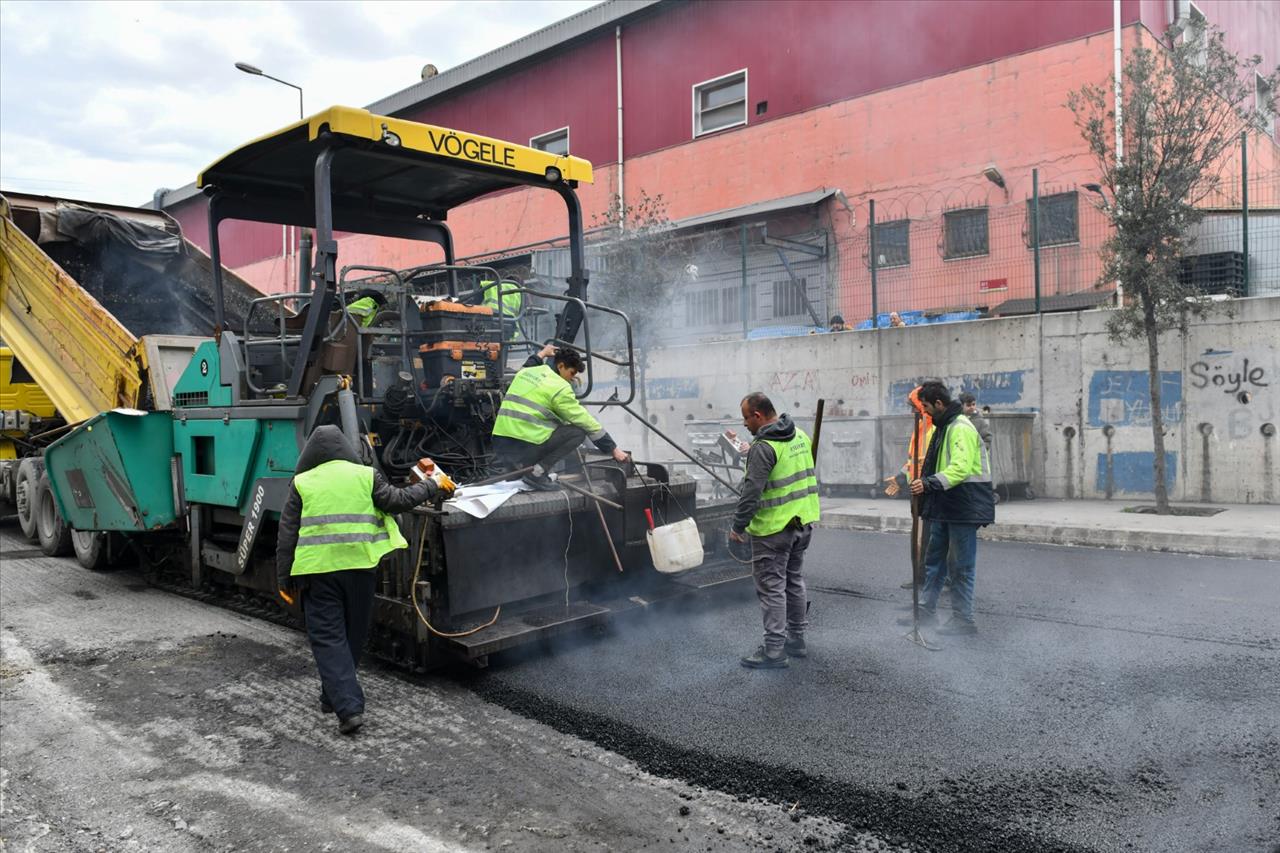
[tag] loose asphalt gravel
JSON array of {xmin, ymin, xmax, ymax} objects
[
  {"xmin": 472, "ymin": 530, "xmax": 1280, "ymax": 853},
  {"xmin": 2, "ymin": 526, "xmax": 1277, "ymax": 853}
]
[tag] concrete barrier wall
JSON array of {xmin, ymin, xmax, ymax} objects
[{"xmin": 596, "ymin": 295, "xmax": 1280, "ymax": 503}]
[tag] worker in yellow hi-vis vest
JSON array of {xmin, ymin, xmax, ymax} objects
[
  {"xmin": 492, "ymin": 343, "xmax": 629, "ymax": 490},
  {"xmin": 729, "ymin": 392, "xmax": 820, "ymax": 670},
  {"xmin": 275, "ymin": 426, "xmax": 453, "ymax": 735}
]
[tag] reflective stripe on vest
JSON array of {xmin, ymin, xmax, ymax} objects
[
  {"xmin": 746, "ymin": 428, "xmax": 821, "ymax": 537},
  {"xmin": 493, "ymin": 364, "xmax": 571, "ymax": 445},
  {"xmin": 291, "ymin": 460, "xmax": 407, "ymax": 575}
]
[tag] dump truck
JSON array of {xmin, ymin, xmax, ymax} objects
[
  {"xmin": 0, "ymin": 190, "xmax": 268, "ymax": 566},
  {"xmin": 25, "ymin": 107, "xmax": 743, "ymax": 669}
]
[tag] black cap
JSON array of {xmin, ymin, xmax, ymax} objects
[{"xmin": 829, "ymin": 314, "xmax": 845, "ymax": 325}]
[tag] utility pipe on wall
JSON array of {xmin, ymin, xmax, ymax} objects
[
  {"xmin": 616, "ymin": 25, "xmax": 625, "ymax": 227},
  {"xmin": 1113, "ymin": 0, "xmax": 1123, "ymax": 164}
]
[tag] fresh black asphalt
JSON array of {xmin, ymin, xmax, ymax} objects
[{"xmin": 472, "ymin": 530, "xmax": 1280, "ymax": 853}]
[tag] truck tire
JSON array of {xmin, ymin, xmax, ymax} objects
[
  {"xmin": 35, "ymin": 471, "xmax": 73, "ymax": 557},
  {"xmin": 15, "ymin": 458, "xmax": 42, "ymax": 542},
  {"xmin": 71, "ymin": 529, "xmax": 112, "ymax": 571}
]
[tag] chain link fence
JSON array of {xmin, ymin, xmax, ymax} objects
[{"xmin": 469, "ymin": 165, "xmax": 1279, "ymax": 347}]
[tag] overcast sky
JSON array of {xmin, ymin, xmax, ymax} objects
[{"xmin": 0, "ymin": 0, "xmax": 597, "ymax": 207}]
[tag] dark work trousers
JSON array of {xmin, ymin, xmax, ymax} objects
[
  {"xmin": 302, "ymin": 569, "xmax": 377, "ymax": 719},
  {"xmin": 750, "ymin": 524, "xmax": 812, "ymax": 653},
  {"xmin": 492, "ymin": 424, "xmax": 587, "ymax": 474}
]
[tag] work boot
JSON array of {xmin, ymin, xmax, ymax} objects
[
  {"xmin": 784, "ymin": 636, "xmax": 807, "ymax": 658},
  {"xmin": 899, "ymin": 580, "xmax": 916, "ymax": 590},
  {"xmin": 338, "ymin": 713, "xmax": 364, "ymax": 735},
  {"xmin": 740, "ymin": 646, "xmax": 789, "ymax": 669},
  {"xmin": 320, "ymin": 693, "xmax": 334, "ymax": 715},
  {"xmin": 521, "ymin": 472, "xmax": 559, "ymax": 492},
  {"xmin": 896, "ymin": 608, "xmax": 937, "ymax": 627},
  {"xmin": 937, "ymin": 616, "xmax": 977, "ymax": 636}
]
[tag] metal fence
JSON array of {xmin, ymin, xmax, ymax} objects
[{"xmin": 471, "ymin": 163, "xmax": 1280, "ymax": 347}]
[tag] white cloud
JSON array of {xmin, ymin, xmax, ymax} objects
[{"xmin": 0, "ymin": 0, "xmax": 597, "ymax": 206}]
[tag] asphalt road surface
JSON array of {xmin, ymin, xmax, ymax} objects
[
  {"xmin": 479, "ymin": 530, "xmax": 1280, "ymax": 853},
  {"xmin": 2, "ymin": 526, "xmax": 1277, "ymax": 853}
]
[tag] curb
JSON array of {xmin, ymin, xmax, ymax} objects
[{"xmin": 817, "ymin": 512, "xmax": 1280, "ymax": 561}]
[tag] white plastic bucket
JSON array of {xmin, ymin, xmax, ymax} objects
[{"xmin": 646, "ymin": 517, "xmax": 704, "ymax": 574}]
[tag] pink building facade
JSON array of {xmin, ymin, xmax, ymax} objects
[{"xmin": 163, "ymin": 0, "xmax": 1280, "ymax": 332}]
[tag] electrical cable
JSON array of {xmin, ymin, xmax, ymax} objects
[
  {"xmin": 409, "ymin": 517, "xmax": 500, "ymax": 638},
  {"xmin": 561, "ymin": 489, "xmax": 574, "ymax": 607}
]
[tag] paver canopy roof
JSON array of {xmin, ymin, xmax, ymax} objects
[{"xmin": 198, "ymin": 106, "xmax": 593, "ymax": 218}]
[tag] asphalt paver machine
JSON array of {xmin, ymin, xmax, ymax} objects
[{"xmin": 44, "ymin": 107, "xmax": 744, "ymax": 668}]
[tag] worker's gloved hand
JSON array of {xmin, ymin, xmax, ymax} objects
[
  {"xmin": 728, "ymin": 529, "xmax": 747, "ymax": 543},
  {"xmin": 278, "ymin": 587, "xmax": 297, "ymax": 606},
  {"xmin": 612, "ymin": 447, "xmax": 630, "ymax": 464},
  {"xmin": 537, "ymin": 343, "xmax": 558, "ymax": 359},
  {"xmin": 436, "ymin": 473, "xmax": 457, "ymax": 498}
]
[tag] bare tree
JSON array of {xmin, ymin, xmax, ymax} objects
[
  {"xmin": 589, "ymin": 191, "xmax": 694, "ymax": 434},
  {"xmin": 1068, "ymin": 26, "xmax": 1277, "ymax": 512}
]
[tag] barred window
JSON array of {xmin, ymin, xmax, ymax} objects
[
  {"xmin": 1027, "ymin": 192, "xmax": 1079, "ymax": 247},
  {"xmin": 873, "ymin": 220, "xmax": 910, "ymax": 268},
  {"xmin": 772, "ymin": 277, "xmax": 809, "ymax": 318},
  {"xmin": 684, "ymin": 290, "xmax": 719, "ymax": 327},
  {"xmin": 943, "ymin": 208, "xmax": 989, "ymax": 259}
]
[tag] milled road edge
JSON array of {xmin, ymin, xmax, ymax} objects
[
  {"xmin": 817, "ymin": 514, "xmax": 1279, "ymax": 561},
  {"xmin": 467, "ymin": 677, "xmax": 1092, "ymax": 853}
]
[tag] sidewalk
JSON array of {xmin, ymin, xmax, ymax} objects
[{"xmin": 819, "ymin": 496, "xmax": 1280, "ymax": 561}]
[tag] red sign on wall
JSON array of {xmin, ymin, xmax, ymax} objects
[{"xmin": 979, "ymin": 278, "xmax": 1008, "ymax": 292}]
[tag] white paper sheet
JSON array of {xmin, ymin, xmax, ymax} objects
[{"xmin": 445, "ymin": 480, "xmax": 530, "ymax": 519}]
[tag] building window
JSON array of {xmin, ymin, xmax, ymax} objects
[
  {"xmin": 943, "ymin": 208, "xmax": 989, "ymax": 259},
  {"xmin": 721, "ymin": 286, "xmax": 756, "ymax": 324},
  {"xmin": 873, "ymin": 220, "xmax": 910, "ymax": 268},
  {"xmin": 1257, "ymin": 73, "xmax": 1276, "ymax": 137},
  {"xmin": 772, "ymin": 277, "xmax": 809, "ymax": 318},
  {"xmin": 1177, "ymin": 1, "xmax": 1207, "ymax": 67},
  {"xmin": 1027, "ymin": 192, "xmax": 1079, "ymax": 247},
  {"xmin": 530, "ymin": 127, "xmax": 569, "ymax": 156},
  {"xmin": 693, "ymin": 70, "xmax": 747, "ymax": 137},
  {"xmin": 684, "ymin": 289, "xmax": 719, "ymax": 327}
]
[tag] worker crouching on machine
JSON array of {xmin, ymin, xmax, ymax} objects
[
  {"xmin": 276, "ymin": 426, "xmax": 455, "ymax": 735},
  {"xmin": 491, "ymin": 344, "xmax": 629, "ymax": 491}
]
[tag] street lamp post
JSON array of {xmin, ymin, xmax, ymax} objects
[
  {"xmin": 234, "ymin": 62, "xmax": 304, "ymax": 120},
  {"xmin": 235, "ymin": 62, "xmax": 307, "ymax": 291}
]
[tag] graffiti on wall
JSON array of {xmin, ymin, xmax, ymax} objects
[
  {"xmin": 768, "ymin": 370, "xmax": 819, "ymax": 393},
  {"xmin": 1189, "ymin": 352, "xmax": 1268, "ymax": 396},
  {"xmin": 647, "ymin": 377, "xmax": 700, "ymax": 399},
  {"xmin": 1087, "ymin": 370, "xmax": 1183, "ymax": 428},
  {"xmin": 886, "ymin": 370, "xmax": 1026, "ymax": 408},
  {"xmin": 1188, "ymin": 348, "xmax": 1274, "ymax": 440}
]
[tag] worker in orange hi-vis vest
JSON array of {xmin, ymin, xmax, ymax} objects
[{"xmin": 884, "ymin": 386, "xmax": 936, "ymax": 589}]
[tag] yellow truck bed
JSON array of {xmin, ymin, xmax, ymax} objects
[{"xmin": 0, "ymin": 197, "xmax": 141, "ymax": 422}]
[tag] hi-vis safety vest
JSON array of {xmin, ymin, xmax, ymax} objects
[
  {"xmin": 746, "ymin": 429, "xmax": 822, "ymax": 537},
  {"xmin": 291, "ymin": 460, "xmax": 407, "ymax": 575},
  {"xmin": 346, "ymin": 296, "xmax": 380, "ymax": 327},
  {"xmin": 480, "ymin": 280, "xmax": 522, "ymax": 318},
  {"xmin": 492, "ymin": 364, "xmax": 602, "ymax": 446},
  {"xmin": 481, "ymin": 280, "xmax": 523, "ymax": 341}
]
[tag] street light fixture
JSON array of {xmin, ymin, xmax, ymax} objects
[
  {"xmin": 235, "ymin": 61, "xmax": 307, "ymax": 292},
  {"xmin": 1083, "ymin": 183, "xmax": 1110, "ymax": 210},
  {"xmin": 234, "ymin": 61, "xmax": 304, "ymax": 120}
]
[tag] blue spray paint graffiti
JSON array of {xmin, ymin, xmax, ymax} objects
[
  {"xmin": 887, "ymin": 371, "xmax": 1026, "ymax": 408},
  {"xmin": 1095, "ymin": 451, "xmax": 1177, "ymax": 493},
  {"xmin": 646, "ymin": 377, "xmax": 700, "ymax": 400},
  {"xmin": 1087, "ymin": 371, "xmax": 1183, "ymax": 427}
]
